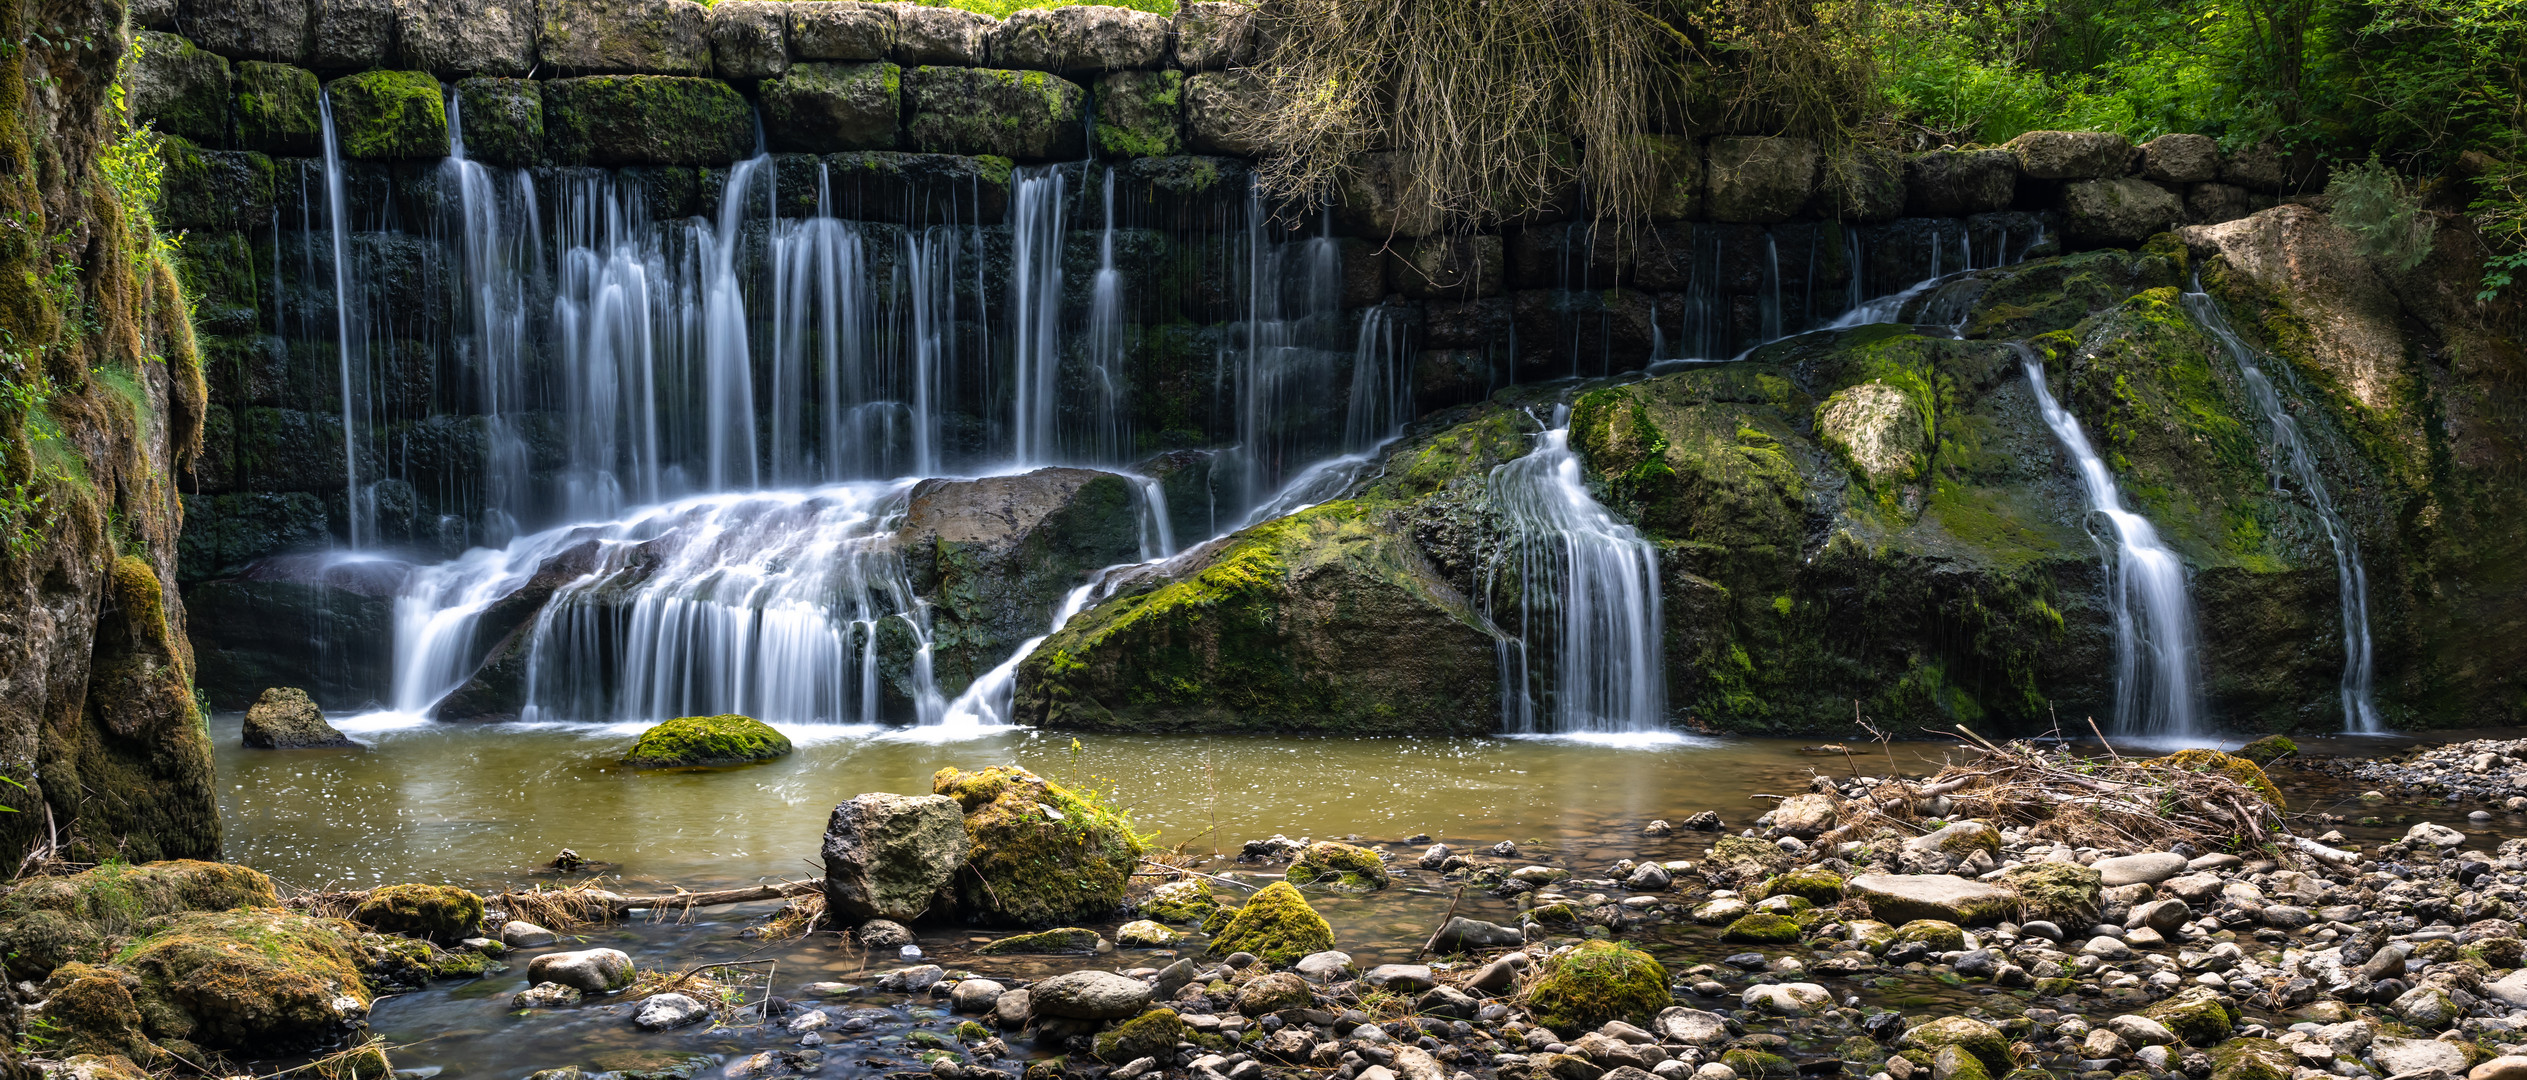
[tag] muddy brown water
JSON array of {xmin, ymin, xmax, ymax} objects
[{"xmin": 207, "ymin": 717, "xmax": 2527, "ymax": 1079}]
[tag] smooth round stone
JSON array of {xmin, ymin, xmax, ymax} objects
[
  {"xmin": 2019, "ymin": 920, "xmax": 2063, "ymax": 941},
  {"xmin": 2093, "ymin": 852, "xmax": 2188, "ymax": 886}
]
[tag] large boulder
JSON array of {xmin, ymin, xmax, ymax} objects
[
  {"xmin": 1170, "ymin": 1, "xmax": 1254, "ymax": 69},
  {"xmin": 0, "ymin": 860, "xmax": 277, "ymax": 980},
  {"xmin": 790, "ymin": 1, "xmax": 894, "ymax": 60},
  {"xmin": 129, "ymin": 31, "xmax": 232, "ymax": 144},
  {"xmin": 1705, "ymin": 136, "xmax": 1817, "ymax": 223},
  {"xmin": 396, "ymin": 0, "xmax": 539, "ymax": 77},
  {"xmin": 2177, "ymin": 205, "xmax": 2408, "ymax": 413},
  {"xmin": 932, "ymin": 766, "xmax": 1145, "ymax": 926},
  {"xmin": 1846, "ymin": 873, "xmax": 2016, "ymax": 925},
  {"xmin": 113, "ymin": 910, "xmax": 374, "ymax": 1052},
  {"xmin": 526, "ymin": 947, "xmax": 636, "ymax": 993},
  {"xmin": 241, "ymin": 686, "xmax": 353, "ymax": 748},
  {"xmin": 621, "ymin": 714, "xmax": 793, "ymax": 767},
  {"xmin": 351, "ymin": 883, "xmax": 483, "ymax": 939},
  {"xmin": 323, "ymin": 70, "xmax": 448, "ymax": 160},
  {"xmin": 897, "ymin": 468, "xmax": 1141, "ymax": 696},
  {"xmin": 903, "ymin": 67, "xmax": 1087, "ymax": 161},
  {"xmin": 177, "ymin": 0, "xmax": 311, "ymax": 63},
  {"xmin": 1905, "ymin": 148, "xmax": 2018, "ymax": 216},
  {"xmin": 761, "ymin": 62, "xmax": 900, "ymax": 153},
  {"xmin": 2061, "ymin": 177, "xmax": 2184, "ymax": 247},
  {"xmin": 1012, "ymin": 501, "xmax": 1503, "ymax": 735},
  {"xmin": 893, "ymin": 5, "xmax": 994, "ymax": 65},
  {"xmin": 820, "ymin": 792, "xmax": 966, "ymax": 922},
  {"xmin": 989, "ymin": 5, "xmax": 1168, "ymax": 75},
  {"xmin": 2007, "ymin": 130, "xmax": 2135, "ymax": 180},
  {"xmin": 543, "ymin": 75, "xmax": 753, "ymax": 166},
  {"xmin": 709, "ymin": 1, "xmax": 791, "ymax": 78},
  {"xmin": 1523, "ymin": 940, "xmax": 1669, "ymax": 1032},
  {"xmin": 539, "ymin": 0, "xmax": 712, "ymax": 75},
  {"xmin": 2141, "ymin": 134, "xmax": 2221, "ymax": 183}
]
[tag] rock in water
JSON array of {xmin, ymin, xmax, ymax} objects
[
  {"xmin": 242, "ymin": 686, "xmax": 355, "ymax": 748},
  {"xmin": 527, "ymin": 948, "xmax": 635, "ymax": 993},
  {"xmin": 932, "ymin": 766, "xmax": 1144, "ymax": 926},
  {"xmin": 635, "ymin": 992, "xmax": 708, "ymax": 1030},
  {"xmin": 820, "ymin": 792, "xmax": 966, "ymax": 923},
  {"xmin": 1206, "ymin": 881, "xmax": 1335, "ymax": 965},
  {"xmin": 620, "ymin": 713, "xmax": 792, "ymax": 767},
  {"xmin": 1030, "ymin": 969, "xmax": 1152, "ymax": 1020},
  {"xmin": 1845, "ymin": 874, "xmax": 2016, "ymax": 925}
]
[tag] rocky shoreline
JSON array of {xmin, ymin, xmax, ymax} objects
[{"xmin": 10, "ymin": 746, "xmax": 2527, "ymax": 1080}]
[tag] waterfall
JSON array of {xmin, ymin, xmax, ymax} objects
[
  {"xmin": 701, "ymin": 156, "xmax": 767, "ymax": 491},
  {"xmin": 1232, "ymin": 201, "xmax": 1350, "ymax": 515},
  {"xmin": 446, "ymin": 92, "xmax": 539, "ymax": 546},
  {"xmin": 2182, "ymin": 286, "xmax": 2382, "ymax": 733},
  {"xmin": 1488, "ymin": 407, "xmax": 1667, "ymax": 736},
  {"xmin": 2015, "ymin": 344, "xmax": 2204, "ymax": 739},
  {"xmin": 317, "ymin": 89, "xmax": 369, "ymax": 547},
  {"xmin": 1009, "ymin": 165, "xmax": 1068, "ymax": 464},
  {"xmin": 1085, "ymin": 167, "xmax": 1130, "ymax": 463}
]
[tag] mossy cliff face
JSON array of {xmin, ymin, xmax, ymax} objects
[{"xmin": 0, "ymin": 0, "xmax": 220, "ymax": 868}]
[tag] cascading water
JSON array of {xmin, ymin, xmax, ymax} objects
[
  {"xmin": 1488, "ymin": 407, "xmax": 1667, "ymax": 736},
  {"xmin": 317, "ymin": 89, "xmax": 369, "ymax": 547},
  {"xmin": 1085, "ymin": 167, "xmax": 1131, "ymax": 464},
  {"xmin": 1009, "ymin": 165, "xmax": 1068, "ymax": 464},
  {"xmin": 2015, "ymin": 344, "xmax": 2205, "ymax": 739},
  {"xmin": 445, "ymin": 93, "xmax": 540, "ymax": 546},
  {"xmin": 2182, "ymin": 285, "xmax": 2382, "ymax": 733}
]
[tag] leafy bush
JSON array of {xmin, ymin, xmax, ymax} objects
[{"xmin": 2328, "ymin": 158, "xmax": 2438, "ymax": 271}]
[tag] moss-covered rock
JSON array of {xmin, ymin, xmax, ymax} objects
[
  {"xmin": 1900, "ymin": 1016, "xmax": 2014, "ymax": 1078},
  {"xmin": 761, "ymin": 62, "xmax": 900, "ymax": 154},
  {"xmin": 233, "ymin": 61, "xmax": 319, "ymax": 155},
  {"xmin": 324, "ymin": 71, "xmax": 448, "ymax": 160},
  {"xmin": 1138, "ymin": 879, "xmax": 1217, "ymax": 924},
  {"xmin": 898, "ymin": 469, "xmax": 1144, "ymax": 701},
  {"xmin": 538, "ymin": 0, "xmax": 712, "ymax": 75},
  {"xmin": 1287, "ymin": 841, "xmax": 1390, "ymax": 892},
  {"xmin": 903, "ymin": 67, "xmax": 1087, "ymax": 161},
  {"xmin": 1707, "ymin": 834, "xmax": 1793, "ymax": 879},
  {"xmin": 155, "ymin": 138, "xmax": 277, "ymax": 234},
  {"xmin": 976, "ymin": 927, "xmax": 1102, "ymax": 955},
  {"xmin": 543, "ymin": 75, "xmax": 752, "ymax": 166},
  {"xmin": 622, "ymin": 714, "xmax": 793, "ymax": 768},
  {"xmin": 1754, "ymin": 868, "xmax": 1846, "ymax": 905},
  {"xmin": 1521, "ymin": 939, "xmax": 1670, "ymax": 1032},
  {"xmin": 1093, "ymin": 70, "xmax": 1182, "ymax": 158},
  {"xmin": 0, "ymin": 861, "xmax": 279, "ymax": 978},
  {"xmin": 1997, "ymin": 861, "xmax": 2102, "ymax": 924},
  {"xmin": 44, "ymin": 964, "xmax": 154, "ymax": 1060},
  {"xmin": 129, "ymin": 30, "xmax": 232, "ymax": 144},
  {"xmin": 1526, "ymin": 902, "xmax": 1582, "ymax": 928},
  {"xmin": 1888, "ymin": 919, "xmax": 1967, "ymax": 952},
  {"xmin": 1013, "ymin": 501, "xmax": 1502, "ymax": 735},
  {"xmin": 933, "ymin": 766, "xmax": 1147, "ymax": 927},
  {"xmin": 2209, "ymin": 1038, "xmax": 2294, "ymax": 1080},
  {"xmin": 2149, "ymin": 749, "xmax": 2284, "ymax": 808},
  {"xmin": 1722, "ymin": 1048, "xmax": 1797, "ymax": 1079},
  {"xmin": 351, "ymin": 884, "xmax": 483, "ymax": 940},
  {"xmin": 1206, "ymin": 881, "xmax": 1334, "ymax": 966},
  {"xmin": 2145, "ymin": 986, "xmax": 2236, "ymax": 1046},
  {"xmin": 2235, "ymin": 734, "xmax": 2297, "ymax": 764},
  {"xmin": 454, "ymin": 77, "xmax": 543, "ymax": 168},
  {"xmin": 1095, "ymin": 1008, "xmax": 1185, "ymax": 1063},
  {"xmin": 1720, "ymin": 912, "xmax": 1804, "ymax": 943},
  {"xmin": 113, "ymin": 910, "xmax": 372, "ymax": 1052}
]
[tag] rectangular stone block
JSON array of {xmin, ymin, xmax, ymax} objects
[
  {"xmin": 710, "ymin": 0, "xmax": 790, "ymax": 79},
  {"xmin": 539, "ymin": 0, "xmax": 711, "ymax": 75},
  {"xmin": 789, "ymin": 1, "xmax": 894, "ymax": 60},
  {"xmin": 761, "ymin": 62, "xmax": 898, "ymax": 154},
  {"xmin": 543, "ymin": 75, "xmax": 753, "ymax": 166},
  {"xmin": 235, "ymin": 61, "xmax": 320, "ymax": 156},
  {"xmin": 178, "ymin": 0, "xmax": 312, "ymax": 63},
  {"xmin": 989, "ymin": 5, "xmax": 1166, "ymax": 75},
  {"xmin": 892, "ymin": 5, "xmax": 993, "ymax": 66},
  {"xmin": 903, "ymin": 67, "xmax": 1084, "ymax": 162},
  {"xmin": 130, "ymin": 31, "xmax": 233, "ymax": 145},
  {"xmin": 396, "ymin": 0, "xmax": 541, "ymax": 78},
  {"xmin": 455, "ymin": 77, "xmax": 544, "ymax": 168}
]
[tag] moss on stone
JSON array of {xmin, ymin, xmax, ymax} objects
[
  {"xmin": 324, "ymin": 71, "xmax": 447, "ymax": 160},
  {"xmin": 2145, "ymin": 986, "xmax": 2237, "ymax": 1047},
  {"xmin": 1997, "ymin": 861, "xmax": 2102, "ymax": 924},
  {"xmin": 113, "ymin": 910, "xmax": 372, "ymax": 1052},
  {"xmin": 1901, "ymin": 1016, "xmax": 2013, "ymax": 1078},
  {"xmin": 351, "ymin": 883, "xmax": 483, "ymax": 939},
  {"xmin": 1139, "ymin": 879, "xmax": 1218, "ymax": 924},
  {"xmin": 2210, "ymin": 1038, "xmax": 2294, "ymax": 1080},
  {"xmin": 1720, "ymin": 912, "xmax": 1804, "ymax": 943},
  {"xmin": 233, "ymin": 62, "xmax": 318, "ymax": 155},
  {"xmin": 623, "ymin": 714, "xmax": 793, "ymax": 768},
  {"xmin": 932, "ymin": 766, "xmax": 1148, "ymax": 927},
  {"xmin": 1093, "ymin": 70, "xmax": 1183, "ymax": 158},
  {"xmin": 2, "ymin": 860, "xmax": 276, "ymax": 978},
  {"xmin": 1287, "ymin": 840, "xmax": 1389, "ymax": 892},
  {"xmin": 1095, "ymin": 1008, "xmax": 1184, "ymax": 1063},
  {"xmin": 543, "ymin": 76, "xmax": 753, "ymax": 166},
  {"xmin": 976, "ymin": 927, "xmax": 1102, "ymax": 955},
  {"xmin": 1889, "ymin": 919, "xmax": 1966, "ymax": 951},
  {"xmin": 1527, "ymin": 902, "xmax": 1582, "ymax": 928},
  {"xmin": 1721, "ymin": 1048, "xmax": 1797, "ymax": 1078},
  {"xmin": 2149, "ymin": 749, "xmax": 2285, "ymax": 808},
  {"xmin": 453, "ymin": 77, "xmax": 544, "ymax": 168},
  {"xmin": 1754, "ymin": 868, "xmax": 1845, "ymax": 905},
  {"xmin": 1521, "ymin": 939, "xmax": 1670, "ymax": 1032},
  {"xmin": 1206, "ymin": 881, "xmax": 1334, "ymax": 965},
  {"xmin": 2235, "ymin": 734, "xmax": 2297, "ymax": 764},
  {"xmin": 1708, "ymin": 834, "xmax": 1793, "ymax": 878}
]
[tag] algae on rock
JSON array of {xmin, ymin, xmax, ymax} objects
[
  {"xmin": 1521, "ymin": 939, "xmax": 1671, "ymax": 1032},
  {"xmin": 1205, "ymin": 881, "xmax": 1334, "ymax": 965},
  {"xmin": 622, "ymin": 714, "xmax": 794, "ymax": 768},
  {"xmin": 933, "ymin": 766, "xmax": 1147, "ymax": 927}
]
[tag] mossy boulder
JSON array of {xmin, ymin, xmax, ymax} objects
[
  {"xmin": 1138, "ymin": 879, "xmax": 1218, "ymax": 924},
  {"xmin": 113, "ymin": 910, "xmax": 373, "ymax": 1052},
  {"xmin": 896, "ymin": 469, "xmax": 1144, "ymax": 701},
  {"xmin": 1888, "ymin": 919, "xmax": 1967, "ymax": 952},
  {"xmin": 760, "ymin": 61, "xmax": 900, "ymax": 154},
  {"xmin": 543, "ymin": 75, "xmax": 752, "ymax": 166},
  {"xmin": 1707, "ymin": 834, "xmax": 1793, "ymax": 880},
  {"xmin": 1095, "ymin": 1008, "xmax": 1185, "ymax": 1063},
  {"xmin": 1526, "ymin": 902, "xmax": 1582, "ymax": 928},
  {"xmin": 324, "ymin": 71, "xmax": 448, "ymax": 160},
  {"xmin": 1, "ymin": 860, "xmax": 279, "ymax": 979},
  {"xmin": 1287, "ymin": 841, "xmax": 1390, "ymax": 892},
  {"xmin": 1206, "ymin": 881, "xmax": 1334, "ymax": 966},
  {"xmin": 2149, "ymin": 749, "xmax": 2284, "ymax": 808},
  {"xmin": 242, "ymin": 686, "xmax": 354, "ymax": 749},
  {"xmin": 2234, "ymin": 735, "xmax": 2298, "ymax": 765},
  {"xmin": 1930, "ymin": 1045, "xmax": 1993, "ymax": 1080},
  {"xmin": 1720, "ymin": 912, "xmax": 1804, "ymax": 944},
  {"xmin": 233, "ymin": 61, "xmax": 319, "ymax": 155},
  {"xmin": 1997, "ymin": 861, "xmax": 2102, "ymax": 924},
  {"xmin": 932, "ymin": 766, "xmax": 1147, "ymax": 927},
  {"xmin": 2145, "ymin": 986, "xmax": 2237, "ymax": 1046},
  {"xmin": 1845, "ymin": 919, "xmax": 1897, "ymax": 952},
  {"xmin": 129, "ymin": 30, "xmax": 232, "ymax": 144},
  {"xmin": 976, "ymin": 927, "xmax": 1102, "ymax": 955},
  {"xmin": 1012, "ymin": 501, "xmax": 1503, "ymax": 735},
  {"xmin": 903, "ymin": 66, "xmax": 1087, "ymax": 161},
  {"xmin": 623, "ymin": 714, "xmax": 793, "ymax": 768},
  {"xmin": 1899, "ymin": 1016, "xmax": 2014, "ymax": 1078},
  {"xmin": 1722, "ymin": 1048, "xmax": 1797, "ymax": 1079},
  {"xmin": 1521, "ymin": 940, "xmax": 1670, "ymax": 1032},
  {"xmin": 2210, "ymin": 1038, "xmax": 2294, "ymax": 1080},
  {"xmin": 350, "ymin": 884, "xmax": 483, "ymax": 940},
  {"xmin": 1092, "ymin": 70, "xmax": 1182, "ymax": 158},
  {"xmin": 1754, "ymin": 868, "xmax": 1845, "ymax": 905},
  {"xmin": 45, "ymin": 964, "xmax": 154, "ymax": 1060}
]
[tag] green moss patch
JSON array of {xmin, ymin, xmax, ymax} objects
[
  {"xmin": 1720, "ymin": 912, "xmax": 1804, "ymax": 943},
  {"xmin": 933, "ymin": 766, "xmax": 1148, "ymax": 927},
  {"xmin": 1521, "ymin": 939, "xmax": 1670, "ymax": 1033},
  {"xmin": 1138, "ymin": 879, "xmax": 1218, "ymax": 924},
  {"xmin": 113, "ymin": 910, "xmax": 372, "ymax": 1052},
  {"xmin": 1287, "ymin": 841, "xmax": 1390, "ymax": 892},
  {"xmin": 976, "ymin": 927, "xmax": 1102, "ymax": 955},
  {"xmin": 1997, "ymin": 861, "xmax": 2101, "ymax": 924},
  {"xmin": 1095, "ymin": 1008, "xmax": 1184, "ymax": 1063},
  {"xmin": 622, "ymin": 714, "xmax": 793, "ymax": 768},
  {"xmin": 351, "ymin": 883, "xmax": 483, "ymax": 939},
  {"xmin": 324, "ymin": 71, "xmax": 448, "ymax": 160},
  {"xmin": 2149, "ymin": 749, "xmax": 2285, "ymax": 808},
  {"xmin": 1206, "ymin": 881, "xmax": 1334, "ymax": 965}
]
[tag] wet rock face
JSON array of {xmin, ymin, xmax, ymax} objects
[
  {"xmin": 896, "ymin": 467, "xmax": 1142, "ymax": 696},
  {"xmin": 790, "ymin": 1, "xmax": 895, "ymax": 61},
  {"xmin": 760, "ymin": 62, "xmax": 901, "ymax": 154},
  {"xmin": 819, "ymin": 792, "xmax": 966, "ymax": 923},
  {"xmin": 542, "ymin": 75, "xmax": 753, "ymax": 166},
  {"xmin": 538, "ymin": 0, "xmax": 711, "ymax": 75},
  {"xmin": 396, "ymin": 0, "xmax": 540, "ymax": 77},
  {"xmin": 903, "ymin": 67, "xmax": 1089, "ymax": 161}
]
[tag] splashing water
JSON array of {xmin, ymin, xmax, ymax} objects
[{"xmin": 1488, "ymin": 409, "xmax": 1667, "ymax": 735}]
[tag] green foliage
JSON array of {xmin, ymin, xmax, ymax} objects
[
  {"xmin": 2328, "ymin": 159, "xmax": 2438, "ymax": 270},
  {"xmin": 104, "ymin": 41, "xmax": 174, "ymax": 262}
]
